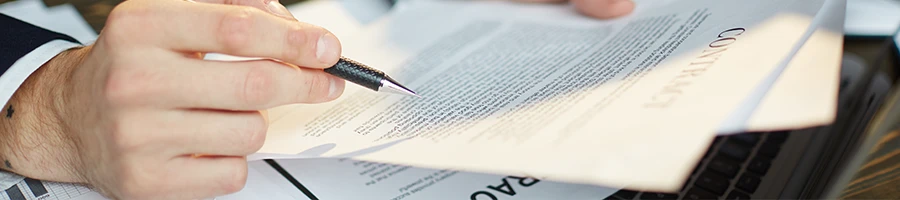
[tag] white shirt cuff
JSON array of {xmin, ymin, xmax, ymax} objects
[{"xmin": 0, "ymin": 39, "xmax": 83, "ymax": 108}]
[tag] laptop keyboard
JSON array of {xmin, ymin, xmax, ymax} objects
[{"xmin": 605, "ymin": 131, "xmax": 790, "ymax": 200}]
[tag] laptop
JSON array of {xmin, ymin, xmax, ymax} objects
[{"xmin": 603, "ymin": 27, "xmax": 900, "ymax": 200}]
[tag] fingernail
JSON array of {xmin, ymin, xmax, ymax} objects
[
  {"xmin": 316, "ymin": 33, "xmax": 340, "ymax": 64},
  {"xmin": 266, "ymin": 1, "xmax": 294, "ymax": 19}
]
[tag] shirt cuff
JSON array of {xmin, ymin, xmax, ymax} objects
[{"xmin": 0, "ymin": 39, "xmax": 82, "ymax": 108}]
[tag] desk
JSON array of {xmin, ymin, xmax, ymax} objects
[
  {"xmin": 2, "ymin": 0, "xmax": 899, "ymax": 199},
  {"xmin": 841, "ymin": 129, "xmax": 900, "ymax": 199}
]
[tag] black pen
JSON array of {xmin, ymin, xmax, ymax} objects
[{"xmin": 323, "ymin": 57, "xmax": 419, "ymax": 97}]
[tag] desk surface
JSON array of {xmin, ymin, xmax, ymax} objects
[{"xmin": 2, "ymin": 0, "xmax": 899, "ymax": 199}]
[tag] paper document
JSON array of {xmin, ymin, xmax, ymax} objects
[
  {"xmin": 271, "ymin": 158, "xmax": 618, "ymax": 200},
  {"xmin": 0, "ymin": 177, "xmax": 104, "ymax": 200},
  {"xmin": 0, "ymin": 160, "xmax": 308, "ymax": 200},
  {"xmin": 258, "ymin": 0, "xmax": 829, "ymax": 191},
  {"xmin": 742, "ymin": 0, "xmax": 845, "ymax": 131},
  {"xmin": 215, "ymin": 161, "xmax": 312, "ymax": 200}
]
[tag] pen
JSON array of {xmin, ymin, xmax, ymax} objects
[{"xmin": 323, "ymin": 57, "xmax": 419, "ymax": 97}]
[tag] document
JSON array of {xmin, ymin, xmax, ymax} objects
[
  {"xmin": 0, "ymin": 160, "xmax": 305, "ymax": 200},
  {"xmin": 270, "ymin": 158, "xmax": 618, "ymax": 200},
  {"xmin": 0, "ymin": 177, "xmax": 107, "ymax": 200},
  {"xmin": 741, "ymin": 0, "xmax": 845, "ymax": 131},
  {"xmin": 215, "ymin": 161, "xmax": 312, "ymax": 200},
  {"xmin": 257, "ymin": 0, "xmax": 830, "ymax": 191}
]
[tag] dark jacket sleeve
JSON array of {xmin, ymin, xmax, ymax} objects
[{"xmin": 0, "ymin": 13, "xmax": 81, "ymax": 75}]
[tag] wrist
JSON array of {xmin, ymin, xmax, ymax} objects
[{"xmin": 0, "ymin": 45, "xmax": 90, "ymax": 183}]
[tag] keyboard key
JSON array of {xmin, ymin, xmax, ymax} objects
[
  {"xmin": 708, "ymin": 156, "xmax": 741, "ymax": 178},
  {"xmin": 640, "ymin": 192, "xmax": 678, "ymax": 199},
  {"xmin": 736, "ymin": 174, "xmax": 762, "ymax": 193},
  {"xmin": 611, "ymin": 190, "xmax": 638, "ymax": 199},
  {"xmin": 726, "ymin": 190, "xmax": 751, "ymax": 200},
  {"xmin": 684, "ymin": 188, "xmax": 719, "ymax": 200},
  {"xmin": 718, "ymin": 141, "xmax": 752, "ymax": 161},
  {"xmin": 766, "ymin": 131, "xmax": 789, "ymax": 143},
  {"xmin": 747, "ymin": 157, "xmax": 772, "ymax": 175},
  {"xmin": 604, "ymin": 195, "xmax": 626, "ymax": 200},
  {"xmin": 729, "ymin": 133, "xmax": 761, "ymax": 145},
  {"xmin": 695, "ymin": 172, "xmax": 730, "ymax": 195},
  {"xmin": 757, "ymin": 142, "xmax": 781, "ymax": 158}
]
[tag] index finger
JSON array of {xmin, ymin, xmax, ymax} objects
[
  {"xmin": 572, "ymin": 0, "xmax": 635, "ymax": 19},
  {"xmin": 121, "ymin": 0, "xmax": 341, "ymax": 68}
]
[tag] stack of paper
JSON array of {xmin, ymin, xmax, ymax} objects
[{"xmin": 254, "ymin": 0, "xmax": 848, "ymax": 195}]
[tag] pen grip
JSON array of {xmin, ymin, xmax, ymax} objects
[{"xmin": 324, "ymin": 58, "xmax": 384, "ymax": 91}]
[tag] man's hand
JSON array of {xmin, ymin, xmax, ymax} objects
[
  {"xmin": 0, "ymin": 0, "xmax": 343, "ymax": 199},
  {"xmin": 514, "ymin": 0, "xmax": 636, "ymax": 19}
]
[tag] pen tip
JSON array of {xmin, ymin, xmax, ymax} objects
[{"xmin": 380, "ymin": 78, "xmax": 419, "ymax": 97}]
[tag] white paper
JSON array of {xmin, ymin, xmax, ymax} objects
[
  {"xmin": 272, "ymin": 0, "xmax": 846, "ymax": 136},
  {"xmin": 272, "ymin": 158, "xmax": 619, "ymax": 200},
  {"xmin": 216, "ymin": 161, "xmax": 311, "ymax": 200},
  {"xmin": 0, "ymin": 160, "xmax": 308, "ymax": 200},
  {"xmin": 258, "ymin": 0, "xmax": 827, "ymax": 191},
  {"xmin": 0, "ymin": 0, "xmax": 49, "ymax": 24},
  {"xmin": 844, "ymin": 0, "xmax": 900, "ymax": 36},
  {"xmin": 741, "ymin": 0, "xmax": 846, "ymax": 131},
  {"xmin": 0, "ymin": 177, "xmax": 104, "ymax": 200},
  {"xmin": 45, "ymin": 4, "xmax": 98, "ymax": 44}
]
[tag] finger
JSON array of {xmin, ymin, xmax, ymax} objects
[
  {"xmin": 158, "ymin": 57, "xmax": 344, "ymax": 110},
  {"xmin": 191, "ymin": 0, "xmax": 296, "ymax": 20},
  {"xmin": 155, "ymin": 109, "xmax": 268, "ymax": 156},
  {"xmin": 572, "ymin": 0, "xmax": 635, "ymax": 19},
  {"xmin": 127, "ymin": 0, "xmax": 341, "ymax": 69},
  {"xmin": 164, "ymin": 156, "xmax": 249, "ymax": 199},
  {"xmin": 510, "ymin": 0, "xmax": 568, "ymax": 3}
]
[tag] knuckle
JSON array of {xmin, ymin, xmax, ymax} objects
[
  {"xmin": 239, "ymin": 64, "xmax": 277, "ymax": 107},
  {"xmin": 220, "ymin": 163, "xmax": 248, "ymax": 194},
  {"xmin": 104, "ymin": 67, "xmax": 159, "ymax": 106},
  {"xmin": 301, "ymin": 73, "xmax": 332, "ymax": 102},
  {"xmin": 218, "ymin": 7, "xmax": 257, "ymax": 52},
  {"xmin": 229, "ymin": 114, "xmax": 267, "ymax": 154},
  {"xmin": 246, "ymin": 115, "xmax": 268, "ymax": 152},
  {"xmin": 282, "ymin": 25, "xmax": 312, "ymax": 60},
  {"xmin": 104, "ymin": 3, "xmax": 151, "ymax": 44}
]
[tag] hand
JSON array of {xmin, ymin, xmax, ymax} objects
[
  {"xmin": 513, "ymin": 0, "xmax": 636, "ymax": 19},
  {"xmin": 0, "ymin": 0, "xmax": 343, "ymax": 199}
]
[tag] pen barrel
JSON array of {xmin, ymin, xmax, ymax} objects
[{"xmin": 324, "ymin": 58, "xmax": 384, "ymax": 91}]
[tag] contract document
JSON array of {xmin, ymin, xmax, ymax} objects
[
  {"xmin": 269, "ymin": 158, "xmax": 619, "ymax": 200},
  {"xmin": 257, "ymin": 0, "xmax": 831, "ymax": 191}
]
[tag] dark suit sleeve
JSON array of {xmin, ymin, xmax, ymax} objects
[{"xmin": 0, "ymin": 13, "xmax": 81, "ymax": 75}]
